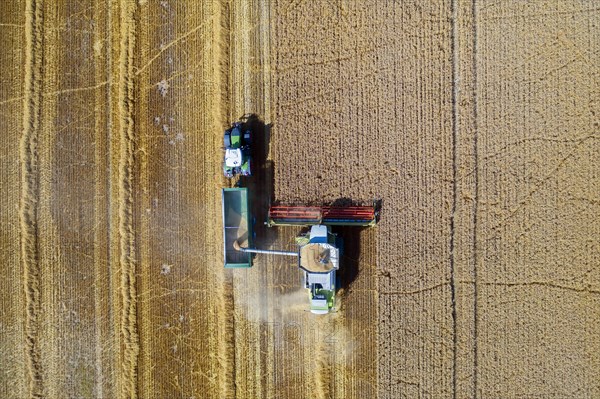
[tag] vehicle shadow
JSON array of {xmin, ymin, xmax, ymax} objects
[
  {"xmin": 328, "ymin": 197, "xmax": 381, "ymax": 291},
  {"xmin": 336, "ymin": 225, "xmax": 362, "ymax": 290},
  {"xmin": 239, "ymin": 114, "xmax": 278, "ymax": 251}
]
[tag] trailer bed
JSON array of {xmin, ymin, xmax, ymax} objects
[{"xmin": 222, "ymin": 188, "xmax": 252, "ymax": 267}]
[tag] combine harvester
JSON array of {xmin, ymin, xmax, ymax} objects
[{"xmin": 221, "ymin": 187, "xmax": 377, "ymax": 314}]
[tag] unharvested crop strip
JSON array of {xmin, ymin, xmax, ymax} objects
[
  {"xmin": 489, "ymin": 135, "xmax": 596, "ymax": 233},
  {"xmin": 20, "ymin": 0, "xmax": 44, "ymax": 396},
  {"xmin": 116, "ymin": 1, "xmax": 140, "ymax": 398}
]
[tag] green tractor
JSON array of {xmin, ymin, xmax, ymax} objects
[{"xmin": 223, "ymin": 119, "xmax": 252, "ymax": 178}]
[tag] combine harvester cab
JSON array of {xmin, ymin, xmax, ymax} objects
[{"xmin": 221, "ymin": 188, "xmax": 253, "ymax": 268}]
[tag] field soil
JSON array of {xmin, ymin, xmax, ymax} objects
[{"xmin": 1, "ymin": 1, "xmax": 599, "ymax": 398}]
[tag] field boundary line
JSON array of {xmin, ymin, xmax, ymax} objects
[{"xmin": 20, "ymin": 0, "xmax": 44, "ymax": 396}]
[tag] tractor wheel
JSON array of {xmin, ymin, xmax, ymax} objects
[
  {"xmin": 223, "ymin": 132, "xmax": 231, "ymax": 148},
  {"xmin": 223, "ymin": 162, "xmax": 233, "ymax": 178}
]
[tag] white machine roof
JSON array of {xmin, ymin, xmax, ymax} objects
[
  {"xmin": 225, "ymin": 148, "xmax": 242, "ymax": 167},
  {"xmin": 309, "ymin": 225, "xmax": 328, "ymax": 241},
  {"xmin": 305, "ymin": 270, "xmax": 334, "ymax": 289}
]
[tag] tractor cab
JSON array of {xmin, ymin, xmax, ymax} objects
[{"xmin": 223, "ymin": 118, "xmax": 252, "ymax": 178}]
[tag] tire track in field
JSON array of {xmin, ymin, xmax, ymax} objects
[
  {"xmin": 450, "ymin": 1, "xmax": 480, "ymax": 397},
  {"xmin": 450, "ymin": 0, "xmax": 459, "ymax": 397},
  {"xmin": 470, "ymin": 1, "xmax": 480, "ymax": 397},
  {"xmin": 115, "ymin": 2, "xmax": 139, "ymax": 397},
  {"xmin": 20, "ymin": 0, "xmax": 44, "ymax": 396}
]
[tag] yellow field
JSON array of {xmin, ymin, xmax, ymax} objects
[{"xmin": 1, "ymin": 1, "xmax": 599, "ymax": 398}]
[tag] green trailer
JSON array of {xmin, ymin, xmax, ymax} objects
[{"xmin": 221, "ymin": 188, "xmax": 253, "ymax": 268}]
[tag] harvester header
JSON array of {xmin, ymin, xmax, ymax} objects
[{"xmin": 267, "ymin": 204, "xmax": 377, "ymax": 227}]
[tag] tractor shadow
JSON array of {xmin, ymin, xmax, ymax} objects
[{"xmin": 239, "ymin": 114, "xmax": 278, "ymax": 251}]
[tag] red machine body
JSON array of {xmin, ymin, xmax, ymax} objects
[{"xmin": 267, "ymin": 204, "xmax": 377, "ymax": 226}]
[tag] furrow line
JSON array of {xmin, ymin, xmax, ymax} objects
[{"xmin": 450, "ymin": 0, "xmax": 459, "ymax": 398}]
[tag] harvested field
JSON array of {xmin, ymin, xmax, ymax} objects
[{"xmin": 0, "ymin": 1, "xmax": 599, "ymax": 398}]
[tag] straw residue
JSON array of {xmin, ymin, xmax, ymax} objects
[{"xmin": 20, "ymin": 0, "xmax": 45, "ymax": 396}]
